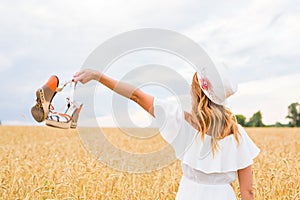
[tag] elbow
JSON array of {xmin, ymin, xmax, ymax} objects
[
  {"xmin": 130, "ymin": 89, "xmax": 141, "ymax": 103},
  {"xmin": 241, "ymin": 189, "xmax": 254, "ymax": 200},
  {"xmin": 130, "ymin": 94, "xmax": 139, "ymax": 103},
  {"xmin": 247, "ymin": 189, "xmax": 254, "ymax": 197}
]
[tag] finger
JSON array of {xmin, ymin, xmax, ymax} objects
[
  {"xmin": 73, "ymin": 70, "xmax": 85, "ymax": 78},
  {"xmin": 72, "ymin": 74, "xmax": 83, "ymax": 83},
  {"xmin": 73, "ymin": 73, "xmax": 87, "ymax": 84},
  {"xmin": 73, "ymin": 70, "xmax": 86, "ymax": 81}
]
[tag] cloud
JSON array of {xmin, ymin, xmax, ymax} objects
[
  {"xmin": 96, "ymin": 94, "xmax": 192, "ymax": 128},
  {"xmin": 184, "ymin": 0, "xmax": 300, "ymax": 82},
  {"xmin": 96, "ymin": 109, "xmax": 154, "ymax": 128},
  {"xmin": 0, "ymin": 54, "xmax": 12, "ymax": 72},
  {"xmin": 227, "ymin": 72, "xmax": 300, "ymax": 124},
  {"xmin": 0, "ymin": 0, "xmax": 298, "ymax": 126}
]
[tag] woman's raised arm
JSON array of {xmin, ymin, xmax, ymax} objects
[{"xmin": 73, "ymin": 69, "xmax": 155, "ymax": 117}]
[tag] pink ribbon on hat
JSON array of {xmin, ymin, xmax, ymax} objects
[{"xmin": 200, "ymin": 77, "xmax": 211, "ymax": 91}]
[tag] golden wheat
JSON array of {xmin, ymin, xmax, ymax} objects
[{"xmin": 0, "ymin": 126, "xmax": 299, "ymax": 200}]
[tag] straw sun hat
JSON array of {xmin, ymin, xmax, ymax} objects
[{"xmin": 197, "ymin": 63, "xmax": 238, "ymax": 105}]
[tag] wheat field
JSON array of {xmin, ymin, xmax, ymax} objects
[{"xmin": 0, "ymin": 126, "xmax": 299, "ymax": 200}]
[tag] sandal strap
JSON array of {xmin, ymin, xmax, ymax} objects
[
  {"xmin": 48, "ymin": 112, "xmax": 72, "ymax": 122},
  {"xmin": 49, "ymin": 103, "xmax": 54, "ymax": 111},
  {"xmin": 56, "ymin": 80, "xmax": 73, "ymax": 92},
  {"xmin": 58, "ymin": 113, "xmax": 72, "ymax": 121}
]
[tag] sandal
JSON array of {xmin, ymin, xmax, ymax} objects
[
  {"xmin": 45, "ymin": 81, "xmax": 83, "ymax": 129},
  {"xmin": 46, "ymin": 101, "xmax": 83, "ymax": 129},
  {"xmin": 31, "ymin": 76, "xmax": 59, "ymax": 122}
]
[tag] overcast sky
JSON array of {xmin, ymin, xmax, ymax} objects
[{"xmin": 0, "ymin": 0, "xmax": 299, "ymax": 126}]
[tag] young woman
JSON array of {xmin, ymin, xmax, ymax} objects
[{"xmin": 73, "ymin": 68, "xmax": 260, "ymax": 200}]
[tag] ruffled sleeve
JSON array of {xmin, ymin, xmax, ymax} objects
[
  {"xmin": 182, "ymin": 124, "xmax": 260, "ymax": 173},
  {"xmin": 153, "ymin": 97, "xmax": 196, "ymax": 159}
]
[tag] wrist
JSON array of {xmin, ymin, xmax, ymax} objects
[{"xmin": 94, "ymin": 71, "xmax": 102, "ymax": 81}]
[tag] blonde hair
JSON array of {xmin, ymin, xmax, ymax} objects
[{"xmin": 190, "ymin": 72, "xmax": 239, "ymax": 155}]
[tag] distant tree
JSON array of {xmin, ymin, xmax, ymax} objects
[
  {"xmin": 274, "ymin": 122, "xmax": 288, "ymax": 127},
  {"xmin": 246, "ymin": 111, "xmax": 265, "ymax": 127},
  {"xmin": 235, "ymin": 114, "xmax": 247, "ymax": 126},
  {"xmin": 0, "ymin": 120, "xmax": 1, "ymax": 125},
  {"xmin": 286, "ymin": 102, "xmax": 300, "ymax": 127}
]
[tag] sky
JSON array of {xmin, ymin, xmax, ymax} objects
[{"xmin": 0, "ymin": 0, "xmax": 299, "ymax": 126}]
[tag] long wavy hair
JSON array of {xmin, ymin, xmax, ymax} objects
[{"xmin": 190, "ymin": 72, "xmax": 239, "ymax": 155}]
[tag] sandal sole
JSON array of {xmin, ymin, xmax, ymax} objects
[{"xmin": 31, "ymin": 88, "xmax": 50, "ymax": 122}]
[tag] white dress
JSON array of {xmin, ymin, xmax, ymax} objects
[{"xmin": 153, "ymin": 97, "xmax": 260, "ymax": 200}]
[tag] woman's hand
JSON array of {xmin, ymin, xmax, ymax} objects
[{"xmin": 73, "ymin": 69, "xmax": 101, "ymax": 84}]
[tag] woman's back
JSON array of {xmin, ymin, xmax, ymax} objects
[{"xmin": 153, "ymin": 97, "xmax": 260, "ymax": 200}]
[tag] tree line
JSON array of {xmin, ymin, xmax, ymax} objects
[
  {"xmin": 0, "ymin": 103, "xmax": 299, "ymax": 127},
  {"xmin": 236, "ymin": 102, "xmax": 300, "ymax": 127}
]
